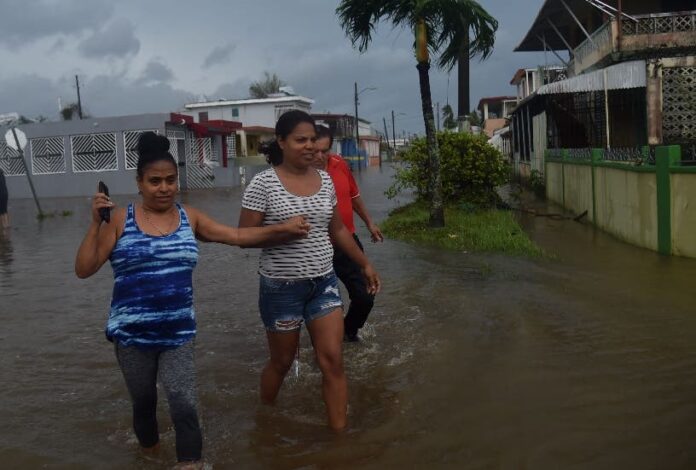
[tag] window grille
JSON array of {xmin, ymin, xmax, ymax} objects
[
  {"xmin": 31, "ymin": 137, "xmax": 65, "ymax": 174},
  {"xmin": 0, "ymin": 139, "xmax": 25, "ymax": 176},
  {"xmin": 71, "ymin": 133, "xmax": 117, "ymax": 173}
]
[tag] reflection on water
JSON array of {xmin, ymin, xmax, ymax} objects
[{"xmin": 1, "ymin": 166, "xmax": 696, "ymax": 469}]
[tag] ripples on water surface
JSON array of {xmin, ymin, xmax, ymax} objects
[{"xmin": 1, "ymin": 167, "xmax": 696, "ymax": 469}]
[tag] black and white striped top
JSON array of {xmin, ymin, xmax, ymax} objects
[{"xmin": 242, "ymin": 168, "xmax": 337, "ymax": 279}]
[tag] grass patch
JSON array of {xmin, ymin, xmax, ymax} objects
[
  {"xmin": 382, "ymin": 201, "xmax": 543, "ymax": 257},
  {"xmin": 36, "ymin": 210, "xmax": 74, "ymax": 220}
]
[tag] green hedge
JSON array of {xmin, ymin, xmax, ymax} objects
[{"xmin": 386, "ymin": 131, "xmax": 510, "ymax": 207}]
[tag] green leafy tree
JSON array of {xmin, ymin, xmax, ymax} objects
[
  {"xmin": 442, "ymin": 103, "xmax": 457, "ymax": 130},
  {"xmin": 337, "ymin": 0, "xmax": 498, "ymax": 227},
  {"xmin": 249, "ymin": 72, "xmax": 286, "ymax": 98},
  {"xmin": 386, "ymin": 131, "xmax": 510, "ymax": 207},
  {"xmin": 467, "ymin": 109, "xmax": 482, "ymax": 127},
  {"xmin": 60, "ymin": 103, "xmax": 79, "ymax": 121}
]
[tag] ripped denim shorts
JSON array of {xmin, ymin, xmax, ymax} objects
[{"xmin": 258, "ymin": 271, "xmax": 343, "ymax": 332}]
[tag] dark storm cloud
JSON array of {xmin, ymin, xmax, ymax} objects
[
  {"xmin": 202, "ymin": 44, "xmax": 236, "ymax": 69},
  {"xmin": 138, "ymin": 59, "xmax": 175, "ymax": 84},
  {"xmin": 78, "ymin": 19, "xmax": 140, "ymax": 59},
  {"xmin": 0, "ymin": 0, "xmax": 113, "ymax": 47},
  {"xmin": 0, "ymin": 73, "xmax": 193, "ymax": 119}
]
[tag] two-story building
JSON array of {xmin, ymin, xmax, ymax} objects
[
  {"xmin": 507, "ymin": 0, "xmax": 696, "ymax": 258},
  {"xmin": 183, "ymin": 94, "xmax": 314, "ymax": 158},
  {"xmin": 509, "ymin": 0, "xmax": 695, "ymax": 178},
  {"xmin": 477, "ymin": 96, "xmax": 517, "ymax": 138},
  {"xmin": 312, "ymin": 113, "xmax": 379, "ymax": 169}
]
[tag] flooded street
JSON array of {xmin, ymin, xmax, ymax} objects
[{"xmin": 2, "ymin": 166, "xmax": 696, "ymax": 469}]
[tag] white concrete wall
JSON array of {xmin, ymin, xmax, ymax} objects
[{"xmin": 185, "ymin": 101, "xmax": 312, "ymax": 129}]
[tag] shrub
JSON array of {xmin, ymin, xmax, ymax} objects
[
  {"xmin": 528, "ymin": 169, "xmax": 546, "ymax": 198},
  {"xmin": 386, "ymin": 131, "xmax": 510, "ymax": 207}
]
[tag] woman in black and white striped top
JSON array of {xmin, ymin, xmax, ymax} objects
[{"xmin": 240, "ymin": 110, "xmax": 380, "ymax": 432}]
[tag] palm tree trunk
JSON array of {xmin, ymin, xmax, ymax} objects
[
  {"xmin": 457, "ymin": 38, "xmax": 470, "ymax": 121},
  {"xmin": 417, "ymin": 62, "xmax": 445, "ymax": 228}
]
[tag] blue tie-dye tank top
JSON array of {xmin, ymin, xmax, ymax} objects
[{"xmin": 106, "ymin": 203, "xmax": 198, "ymax": 348}]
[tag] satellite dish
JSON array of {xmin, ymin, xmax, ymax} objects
[{"xmin": 5, "ymin": 128, "xmax": 27, "ymax": 151}]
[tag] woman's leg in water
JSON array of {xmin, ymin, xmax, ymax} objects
[
  {"xmin": 260, "ymin": 330, "xmax": 300, "ymax": 404},
  {"xmin": 158, "ymin": 341, "xmax": 202, "ymax": 464},
  {"xmin": 307, "ymin": 309, "xmax": 347, "ymax": 431},
  {"xmin": 115, "ymin": 342, "xmax": 160, "ymax": 450}
]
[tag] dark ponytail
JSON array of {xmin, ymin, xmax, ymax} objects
[
  {"xmin": 260, "ymin": 110, "xmax": 316, "ymax": 166},
  {"xmin": 136, "ymin": 132, "xmax": 177, "ymax": 178}
]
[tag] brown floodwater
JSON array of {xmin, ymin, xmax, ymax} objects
[{"xmin": 1, "ymin": 166, "xmax": 696, "ymax": 469}]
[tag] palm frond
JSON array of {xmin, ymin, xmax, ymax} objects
[
  {"xmin": 336, "ymin": 0, "xmax": 384, "ymax": 52},
  {"xmin": 337, "ymin": 0, "xmax": 497, "ymax": 71}
]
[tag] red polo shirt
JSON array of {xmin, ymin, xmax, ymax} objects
[{"xmin": 326, "ymin": 154, "xmax": 359, "ymax": 233}]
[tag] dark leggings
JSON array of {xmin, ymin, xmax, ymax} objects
[
  {"xmin": 114, "ymin": 340, "xmax": 202, "ymax": 462},
  {"xmin": 0, "ymin": 171, "xmax": 7, "ymax": 215},
  {"xmin": 333, "ymin": 234, "xmax": 375, "ymax": 336}
]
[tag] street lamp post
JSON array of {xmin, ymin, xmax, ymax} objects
[{"xmin": 354, "ymin": 82, "xmax": 376, "ymax": 172}]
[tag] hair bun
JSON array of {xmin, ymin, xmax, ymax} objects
[{"xmin": 137, "ymin": 131, "xmax": 169, "ymax": 155}]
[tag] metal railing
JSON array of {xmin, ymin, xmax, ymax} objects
[
  {"xmin": 621, "ymin": 11, "xmax": 696, "ymax": 36},
  {"xmin": 573, "ymin": 21, "xmax": 613, "ymax": 72},
  {"xmin": 681, "ymin": 143, "xmax": 696, "ymax": 166},
  {"xmin": 567, "ymin": 148, "xmax": 592, "ymax": 161},
  {"xmin": 546, "ymin": 147, "xmax": 658, "ymax": 165},
  {"xmin": 546, "ymin": 148, "xmax": 564, "ymax": 159},
  {"xmin": 604, "ymin": 147, "xmax": 646, "ymax": 163}
]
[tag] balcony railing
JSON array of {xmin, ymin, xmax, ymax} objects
[
  {"xmin": 573, "ymin": 21, "xmax": 614, "ymax": 74},
  {"xmin": 622, "ymin": 12, "xmax": 696, "ymax": 36},
  {"xmin": 572, "ymin": 11, "xmax": 696, "ymax": 76}
]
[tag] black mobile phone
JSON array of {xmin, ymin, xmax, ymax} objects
[{"xmin": 98, "ymin": 181, "xmax": 111, "ymax": 223}]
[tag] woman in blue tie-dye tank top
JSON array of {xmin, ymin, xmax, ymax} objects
[{"xmin": 75, "ymin": 132, "xmax": 309, "ymax": 468}]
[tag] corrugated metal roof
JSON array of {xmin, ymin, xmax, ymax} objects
[{"xmin": 536, "ymin": 60, "xmax": 646, "ymax": 95}]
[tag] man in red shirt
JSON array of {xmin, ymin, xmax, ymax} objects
[{"xmin": 313, "ymin": 125, "xmax": 383, "ymax": 342}]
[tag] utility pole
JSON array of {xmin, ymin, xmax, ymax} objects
[
  {"xmin": 354, "ymin": 82, "xmax": 361, "ymax": 172},
  {"xmin": 382, "ymin": 116, "xmax": 391, "ymax": 163},
  {"xmin": 436, "ymin": 102, "xmax": 440, "ymax": 131},
  {"xmin": 75, "ymin": 75, "xmax": 83, "ymax": 119},
  {"xmin": 391, "ymin": 110, "xmax": 397, "ymax": 153}
]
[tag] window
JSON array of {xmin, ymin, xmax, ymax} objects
[
  {"xmin": 0, "ymin": 139, "xmax": 25, "ymax": 176},
  {"xmin": 231, "ymin": 108, "xmax": 239, "ymax": 118},
  {"xmin": 31, "ymin": 137, "xmax": 65, "ymax": 174},
  {"xmin": 198, "ymin": 112, "xmax": 209, "ymax": 122},
  {"xmin": 226, "ymin": 135, "xmax": 236, "ymax": 158},
  {"xmin": 71, "ymin": 133, "xmax": 117, "ymax": 173},
  {"xmin": 209, "ymin": 137, "xmax": 219, "ymax": 163}
]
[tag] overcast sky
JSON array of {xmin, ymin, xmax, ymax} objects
[{"xmin": 0, "ymin": 0, "xmax": 552, "ymax": 134}]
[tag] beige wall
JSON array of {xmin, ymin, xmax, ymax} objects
[
  {"xmin": 545, "ymin": 158, "xmax": 696, "ymax": 257},
  {"xmin": 594, "ymin": 167, "xmax": 657, "ymax": 251},
  {"xmin": 671, "ymin": 174, "xmax": 696, "ymax": 258},
  {"xmin": 564, "ymin": 164, "xmax": 594, "ymax": 220},
  {"xmin": 546, "ymin": 162, "xmax": 564, "ymax": 205}
]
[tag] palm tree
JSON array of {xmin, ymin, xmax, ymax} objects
[
  {"xmin": 337, "ymin": 0, "xmax": 497, "ymax": 227},
  {"xmin": 442, "ymin": 103, "xmax": 457, "ymax": 130},
  {"xmin": 249, "ymin": 72, "xmax": 287, "ymax": 99}
]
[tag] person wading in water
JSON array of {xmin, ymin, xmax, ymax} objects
[
  {"xmin": 75, "ymin": 132, "xmax": 309, "ymax": 468},
  {"xmin": 239, "ymin": 110, "xmax": 381, "ymax": 431}
]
